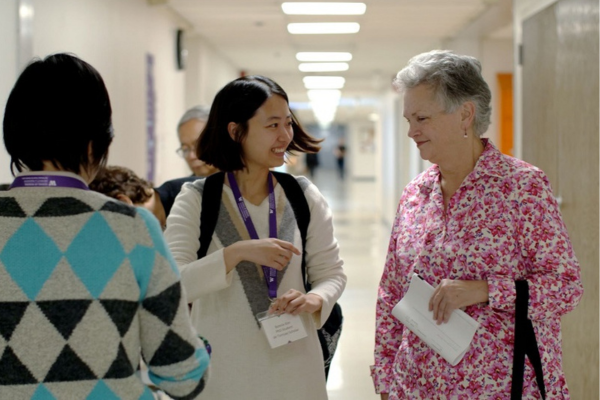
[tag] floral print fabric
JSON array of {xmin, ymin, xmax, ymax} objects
[{"xmin": 371, "ymin": 140, "xmax": 583, "ymax": 399}]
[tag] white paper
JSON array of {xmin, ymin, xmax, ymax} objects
[
  {"xmin": 258, "ymin": 312, "xmax": 308, "ymax": 349},
  {"xmin": 391, "ymin": 273, "xmax": 480, "ymax": 366}
]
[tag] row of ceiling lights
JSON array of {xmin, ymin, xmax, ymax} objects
[{"xmin": 281, "ymin": 2, "xmax": 366, "ymax": 127}]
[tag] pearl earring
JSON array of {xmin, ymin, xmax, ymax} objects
[{"xmin": 463, "ymin": 130, "xmax": 468, "ymax": 138}]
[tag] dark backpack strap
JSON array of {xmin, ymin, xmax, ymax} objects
[
  {"xmin": 271, "ymin": 171, "xmax": 311, "ymax": 292},
  {"xmin": 511, "ymin": 280, "xmax": 546, "ymax": 399},
  {"xmin": 197, "ymin": 172, "xmax": 225, "ymax": 260}
]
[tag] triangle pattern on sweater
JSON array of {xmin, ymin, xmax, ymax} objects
[
  {"xmin": 0, "ymin": 301, "xmax": 30, "ymax": 341},
  {"xmin": 149, "ymin": 330, "xmax": 195, "ymax": 367},
  {"xmin": 36, "ymin": 300, "xmax": 92, "ymax": 340},
  {"xmin": 0, "ymin": 198, "xmax": 26, "ymax": 218},
  {"xmin": 0, "ymin": 346, "xmax": 37, "ymax": 385},
  {"xmin": 100, "ymin": 300, "xmax": 138, "ymax": 337},
  {"xmin": 44, "ymin": 345, "xmax": 97, "ymax": 382},
  {"xmin": 103, "ymin": 343, "xmax": 134, "ymax": 379},
  {"xmin": 142, "ymin": 282, "xmax": 180, "ymax": 326},
  {"xmin": 33, "ymin": 197, "xmax": 94, "ymax": 217}
]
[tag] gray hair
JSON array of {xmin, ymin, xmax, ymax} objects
[
  {"xmin": 393, "ymin": 50, "xmax": 492, "ymax": 137},
  {"xmin": 177, "ymin": 105, "xmax": 210, "ymax": 131}
]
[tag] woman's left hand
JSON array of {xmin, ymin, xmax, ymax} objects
[
  {"xmin": 269, "ymin": 289, "xmax": 323, "ymax": 316},
  {"xmin": 429, "ymin": 279, "xmax": 489, "ymax": 324}
]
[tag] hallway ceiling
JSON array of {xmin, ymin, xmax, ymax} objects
[{"xmin": 167, "ymin": 0, "xmax": 510, "ymax": 125}]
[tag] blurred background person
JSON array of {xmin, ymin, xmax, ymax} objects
[
  {"xmin": 305, "ymin": 152, "xmax": 320, "ymax": 179},
  {"xmin": 334, "ymin": 138, "xmax": 346, "ymax": 180},
  {"xmin": 152, "ymin": 106, "xmax": 222, "ymax": 228},
  {"xmin": 1, "ymin": 53, "xmax": 209, "ymax": 399},
  {"xmin": 177, "ymin": 105, "xmax": 219, "ymax": 177}
]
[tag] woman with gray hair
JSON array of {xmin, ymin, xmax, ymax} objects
[{"xmin": 371, "ymin": 50, "xmax": 582, "ymax": 399}]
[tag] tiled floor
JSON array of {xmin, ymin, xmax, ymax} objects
[{"xmin": 307, "ymin": 168, "xmax": 390, "ymax": 400}]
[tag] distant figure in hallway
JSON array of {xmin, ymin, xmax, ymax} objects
[
  {"xmin": 371, "ymin": 50, "xmax": 583, "ymax": 399},
  {"xmin": 305, "ymin": 152, "xmax": 320, "ymax": 178},
  {"xmin": 334, "ymin": 138, "xmax": 346, "ymax": 179},
  {"xmin": 1, "ymin": 53, "xmax": 209, "ymax": 399},
  {"xmin": 164, "ymin": 75, "xmax": 346, "ymax": 400}
]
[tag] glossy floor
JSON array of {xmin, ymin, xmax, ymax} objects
[{"xmin": 308, "ymin": 168, "xmax": 390, "ymax": 400}]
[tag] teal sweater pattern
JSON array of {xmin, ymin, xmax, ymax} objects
[{"xmin": 0, "ymin": 187, "xmax": 209, "ymax": 400}]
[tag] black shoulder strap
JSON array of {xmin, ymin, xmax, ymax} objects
[
  {"xmin": 511, "ymin": 280, "xmax": 546, "ymax": 399},
  {"xmin": 197, "ymin": 172, "xmax": 225, "ymax": 260},
  {"xmin": 271, "ymin": 171, "xmax": 311, "ymax": 292}
]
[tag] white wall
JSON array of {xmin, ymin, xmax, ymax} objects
[
  {"xmin": 0, "ymin": 0, "xmax": 238, "ymax": 186},
  {"xmin": 185, "ymin": 34, "xmax": 239, "ymax": 109},
  {"xmin": 32, "ymin": 0, "xmax": 191, "ymax": 184},
  {"xmin": 0, "ymin": 0, "xmax": 18, "ymax": 183},
  {"xmin": 347, "ymin": 120, "xmax": 376, "ymax": 180}
]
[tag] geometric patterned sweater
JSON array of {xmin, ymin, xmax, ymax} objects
[{"xmin": 0, "ymin": 172, "xmax": 210, "ymax": 400}]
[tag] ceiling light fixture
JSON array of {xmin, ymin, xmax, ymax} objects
[
  {"xmin": 303, "ymin": 76, "xmax": 346, "ymax": 89},
  {"xmin": 287, "ymin": 22, "xmax": 360, "ymax": 34},
  {"xmin": 299, "ymin": 63, "xmax": 349, "ymax": 72},
  {"xmin": 296, "ymin": 52, "xmax": 353, "ymax": 62},
  {"xmin": 307, "ymin": 90, "xmax": 342, "ymax": 128},
  {"xmin": 282, "ymin": 2, "xmax": 366, "ymax": 15}
]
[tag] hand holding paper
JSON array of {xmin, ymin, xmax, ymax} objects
[{"xmin": 391, "ymin": 274, "xmax": 480, "ymax": 366}]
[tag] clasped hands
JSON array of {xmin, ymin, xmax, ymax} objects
[
  {"xmin": 428, "ymin": 279, "xmax": 489, "ymax": 325},
  {"xmin": 223, "ymin": 238, "xmax": 323, "ymax": 315}
]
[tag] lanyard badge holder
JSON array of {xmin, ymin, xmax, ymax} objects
[{"xmin": 228, "ymin": 172, "xmax": 307, "ymax": 348}]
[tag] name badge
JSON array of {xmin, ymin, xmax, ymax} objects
[{"xmin": 257, "ymin": 311, "xmax": 308, "ymax": 349}]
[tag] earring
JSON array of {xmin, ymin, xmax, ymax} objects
[{"xmin": 463, "ymin": 130, "xmax": 468, "ymax": 138}]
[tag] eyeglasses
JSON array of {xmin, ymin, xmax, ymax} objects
[{"xmin": 176, "ymin": 145, "xmax": 195, "ymax": 158}]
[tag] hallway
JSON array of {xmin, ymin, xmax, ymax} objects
[{"xmin": 306, "ymin": 167, "xmax": 389, "ymax": 400}]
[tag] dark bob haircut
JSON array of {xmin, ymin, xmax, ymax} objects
[
  {"xmin": 197, "ymin": 75, "xmax": 321, "ymax": 172},
  {"xmin": 3, "ymin": 53, "xmax": 113, "ymax": 176}
]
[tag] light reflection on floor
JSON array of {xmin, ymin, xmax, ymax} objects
[{"xmin": 308, "ymin": 168, "xmax": 390, "ymax": 400}]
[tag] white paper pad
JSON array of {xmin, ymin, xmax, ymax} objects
[{"xmin": 391, "ymin": 273, "xmax": 480, "ymax": 366}]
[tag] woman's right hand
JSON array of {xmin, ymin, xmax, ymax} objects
[
  {"xmin": 223, "ymin": 238, "xmax": 301, "ymax": 273},
  {"xmin": 380, "ymin": 394, "xmax": 389, "ymax": 400}
]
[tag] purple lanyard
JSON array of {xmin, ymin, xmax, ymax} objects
[
  {"xmin": 227, "ymin": 172, "xmax": 278, "ymax": 299},
  {"xmin": 10, "ymin": 175, "xmax": 89, "ymax": 190}
]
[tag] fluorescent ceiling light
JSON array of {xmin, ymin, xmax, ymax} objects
[
  {"xmin": 282, "ymin": 2, "xmax": 366, "ymax": 15},
  {"xmin": 307, "ymin": 89, "xmax": 341, "ymax": 128},
  {"xmin": 303, "ymin": 76, "xmax": 345, "ymax": 89},
  {"xmin": 287, "ymin": 23, "xmax": 360, "ymax": 34},
  {"xmin": 296, "ymin": 52, "xmax": 353, "ymax": 62},
  {"xmin": 307, "ymin": 89, "xmax": 342, "ymax": 104},
  {"xmin": 299, "ymin": 63, "xmax": 349, "ymax": 72}
]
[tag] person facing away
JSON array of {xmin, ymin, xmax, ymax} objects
[
  {"xmin": 90, "ymin": 165, "xmax": 169, "ymax": 229},
  {"xmin": 0, "ymin": 53, "xmax": 210, "ymax": 399},
  {"xmin": 371, "ymin": 50, "xmax": 583, "ymax": 399},
  {"xmin": 164, "ymin": 75, "xmax": 346, "ymax": 400}
]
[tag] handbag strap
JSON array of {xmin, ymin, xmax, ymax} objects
[
  {"xmin": 511, "ymin": 280, "xmax": 546, "ymax": 399},
  {"xmin": 270, "ymin": 171, "xmax": 311, "ymax": 292},
  {"xmin": 197, "ymin": 172, "xmax": 225, "ymax": 259}
]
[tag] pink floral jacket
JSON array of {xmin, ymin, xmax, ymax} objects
[{"xmin": 371, "ymin": 140, "xmax": 583, "ymax": 399}]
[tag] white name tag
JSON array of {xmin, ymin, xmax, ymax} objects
[{"xmin": 257, "ymin": 311, "xmax": 308, "ymax": 349}]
